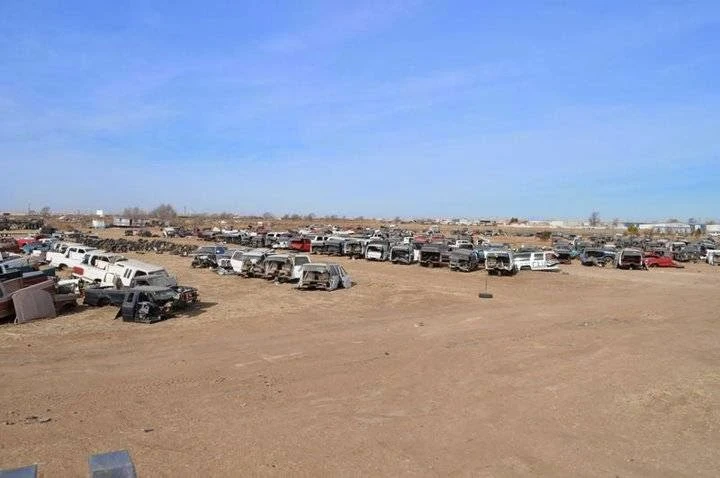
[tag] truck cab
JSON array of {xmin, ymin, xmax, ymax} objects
[
  {"xmin": 47, "ymin": 243, "xmax": 98, "ymax": 269},
  {"xmin": 104, "ymin": 259, "xmax": 173, "ymax": 287},
  {"xmin": 71, "ymin": 251, "xmax": 128, "ymax": 283}
]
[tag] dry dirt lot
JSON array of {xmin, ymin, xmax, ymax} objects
[{"xmin": 1, "ymin": 244, "xmax": 719, "ymax": 476}]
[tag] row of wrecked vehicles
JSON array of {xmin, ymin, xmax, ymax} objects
[
  {"xmin": 0, "ymin": 251, "xmax": 79, "ymax": 324},
  {"xmin": 190, "ymin": 245, "xmax": 353, "ymax": 291},
  {"xmin": 190, "ymin": 234, "xmax": 561, "ymax": 277},
  {"xmin": 227, "ymin": 229, "xmax": 720, "ymax": 275},
  {"xmin": 308, "ymin": 234, "xmax": 561, "ymax": 275},
  {"xmin": 2, "ymin": 236, "xmax": 199, "ymax": 324},
  {"xmin": 556, "ymin": 236, "xmax": 720, "ymax": 269}
]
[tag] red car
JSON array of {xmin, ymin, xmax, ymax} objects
[
  {"xmin": 290, "ymin": 238, "xmax": 312, "ymax": 253},
  {"xmin": 15, "ymin": 236, "xmax": 39, "ymax": 248},
  {"xmin": 644, "ymin": 253, "xmax": 683, "ymax": 268}
]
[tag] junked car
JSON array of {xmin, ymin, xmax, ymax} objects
[
  {"xmin": 263, "ymin": 254, "xmax": 311, "ymax": 282},
  {"xmin": 46, "ymin": 243, "xmax": 98, "ymax": 270},
  {"xmin": 231, "ymin": 248, "xmax": 273, "ymax": 278},
  {"xmin": 84, "ymin": 281, "xmax": 198, "ymax": 308},
  {"xmin": 449, "ymin": 249, "xmax": 481, "ymax": 272},
  {"xmin": 390, "ymin": 243, "xmax": 415, "ymax": 264},
  {"xmin": 579, "ymin": 248, "xmax": 615, "ymax": 267},
  {"xmin": 675, "ymin": 245, "xmax": 702, "ymax": 263},
  {"xmin": 297, "ymin": 263, "xmax": 352, "ymax": 291},
  {"xmin": 616, "ymin": 248, "xmax": 646, "ymax": 270},
  {"xmin": 343, "ymin": 238, "xmax": 366, "ymax": 259},
  {"xmin": 365, "ymin": 241, "xmax": 390, "ymax": 261},
  {"xmin": 190, "ymin": 245, "xmax": 226, "ymax": 257},
  {"xmin": 485, "ymin": 250, "xmax": 517, "ymax": 276},
  {"xmin": 70, "ymin": 251, "xmax": 127, "ymax": 283},
  {"xmin": 419, "ymin": 243, "xmax": 450, "ymax": 268},
  {"xmin": 310, "ymin": 235, "xmax": 329, "ymax": 253},
  {"xmin": 323, "ymin": 237, "xmax": 347, "ymax": 256},
  {"xmin": 553, "ymin": 246, "xmax": 573, "ymax": 264},
  {"xmin": 117, "ymin": 286, "xmax": 183, "ymax": 323},
  {"xmin": 706, "ymin": 250, "xmax": 720, "ymax": 266},
  {"xmin": 643, "ymin": 253, "xmax": 683, "ymax": 268},
  {"xmin": 289, "ymin": 237, "xmax": 312, "ymax": 253},
  {"xmin": 513, "ymin": 251, "xmax": 560, "ymax": 272}
]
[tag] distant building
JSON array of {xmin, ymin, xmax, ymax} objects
[
  {"xmin": 638, "ymin": 223, "xmax": 693, "ymax": 234},
  {"xmin": 112, "ymin": 217, "xmax": 148, "ymax": 228},
  {"xmin": 706, "ymin": 224, "xmax": 720, "ymax": 235}
]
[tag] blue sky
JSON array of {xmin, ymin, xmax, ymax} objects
[{"xmin": 1, "ymin": 1, "xmax": 718, "ymax": 220}]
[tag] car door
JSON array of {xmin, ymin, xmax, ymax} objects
[
  {"xmin": 293, "ymin": 256, "xmax": 309, "ymax": 280},
  {"xmin": 338, "ymin": 266, "xmax": 352, "ymax": 289},
  {"xmin": 120, "ymin": 292, "xmax": 137, "ymax": 320},
  {"xmin": 530, "ymin": 253, "xmax": 543, "ymax": 270},
  {"xmin": 545, "ymin": 252, "xmax": 559, "ymax": 268},
  {"xmin": 103, "ymin": 272, "xmax": 117, "ymax": 287}
]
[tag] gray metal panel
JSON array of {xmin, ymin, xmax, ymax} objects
[
  {"xmin": 12, "ymin": 286, "xmax": 56, "ymax": 324},
  {"xmin": 0, "ymin": 464, "xmax": 37, "ymax": 478},
  {"xmin": 89, "ymin": 450, "xmax": 136, "ymax": 478}
]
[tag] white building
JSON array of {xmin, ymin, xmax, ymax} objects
[{"xmin": 638, "ymin": 223, "xmax": 693, "ymax": 234}]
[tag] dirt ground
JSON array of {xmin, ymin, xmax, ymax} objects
[{"xmin": 1, "ymin": 235, "xmax": 719, "ymax": 476}]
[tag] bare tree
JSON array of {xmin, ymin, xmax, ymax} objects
[
  {"xmin": 150, "ymin": 204, "xmax": 178, "ymax": 221},
  {"xmin": 40, "ymin": 206, "xmax": 51, "ymax": 217},
  {"xmin": 588, "ymin": 211, "xmax": 600, "ymax": 227},
  {"xmin": 122, "ymin": 207, "xmax": 147, "ymax": 219},
  {"xmin": 262, "ymin": 212, "xmax": 275, "ymax": 220}
]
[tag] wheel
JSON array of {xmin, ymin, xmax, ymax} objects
[{"xmin": 98, "ymin": 298, "xmax": 110, "ymax": 307}]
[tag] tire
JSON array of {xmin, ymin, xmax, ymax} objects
[{"xmin": 98, "ymin": 298, "xmax": 110, "ymax": 307}]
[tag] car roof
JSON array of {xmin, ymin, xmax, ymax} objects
[{"xmin": 111, "ymin": 259, "xmax": 165, "ymax": 272}]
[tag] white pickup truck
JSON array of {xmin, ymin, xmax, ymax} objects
[
  {"xmin": 70, "ymin": 251, "xmax": 129, "ymax": 283},
  {"xmin": 309, "ymin": 235, "xmax": 329, "ymax": 252},
  {"xmin": 46, "ymin": 243, "xmax": 98, "ymax": 270},
  {"xmin": 89, "ymin": 258, "xmax": 174, "ymax": 287}
]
